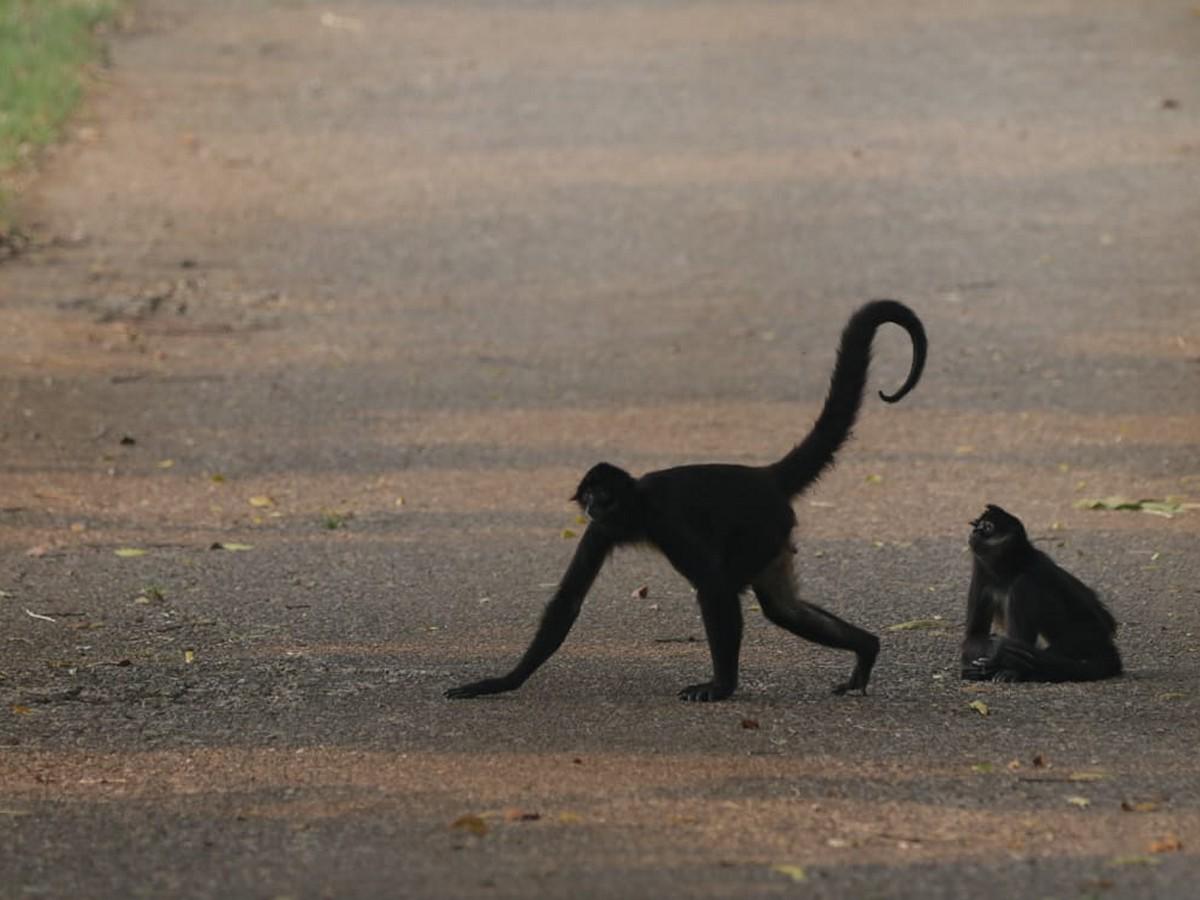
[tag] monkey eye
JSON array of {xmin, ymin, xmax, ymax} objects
[{"xmin": 976, "ymin": 520, "xmax": 995, "ymax": 536}]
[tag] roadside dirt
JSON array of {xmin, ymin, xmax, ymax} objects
[{"xmin": 1, "ymin": 2, "xmax": 1198, "ymax": 897}]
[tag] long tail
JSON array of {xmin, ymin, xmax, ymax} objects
[{"xmin": 768, "ymin": 299, "xmax": 926, "ymax": 497}]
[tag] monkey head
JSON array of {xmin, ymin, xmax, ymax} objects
[
  {"xmin": 969, "ymin": 504, "xmax": 1027, "ymax": 562},
  {"xmin": 572, "ymin": 462, "xmax": 643, "ymax": 537}
]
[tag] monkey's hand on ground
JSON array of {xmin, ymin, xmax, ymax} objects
[
  {"xmin": 962, "ymin": 637, "xmax": 1036, "ymax": 682},
  {"xmin": 962, "ymin": 656, "xmax": 993, "ymax": 680},
  {"xmin": 445, "ymin": 676, "xmax": 518, "ymax": 699},
  {"xmin": 988, "ymin": 636, "xmax": 1036, "ymax": 673}
]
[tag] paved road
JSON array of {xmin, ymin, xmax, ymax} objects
[{"xmin": 1, "ymin": 1, "xmax": 1198, "ymax": 897}]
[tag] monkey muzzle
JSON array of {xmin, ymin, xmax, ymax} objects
[{"xmin": 573, "ymin": 488, "xmax": 615, "ymax": 522}]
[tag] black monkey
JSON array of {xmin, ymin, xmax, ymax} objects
[
  {"xmin": 961, "ymin": 504, "xmax": 1121, "ymax": 683},
  {"xmin": 446, "ymin": 299, "xmax": 927, "ymax": 702}
]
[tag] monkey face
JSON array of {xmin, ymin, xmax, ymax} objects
[
  {"xmin": 572, "ymin": 462, "xmax": 640, "ymax": 534},
  {"xmin": 969, "ymin": 504, "xmax": 1025, "ymax": 555},
  {"xmin": 576, "ymin": 482, "xmax": 617, "ymax": 519}
]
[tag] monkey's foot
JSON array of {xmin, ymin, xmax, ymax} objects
[
  {"xmin": 831, "ymin": 679, "xmax": 869, "ymax": 696},
  {"xmin": 989, "ymin": 637, "xmax": 1037, "ymax": 674},
  {"xmin": 961, "ymin": 662, "xmax": 991, "ymax": 681},
  {"xmin": 831, "ymin": 665, "xmax": 873, "ymax": 695},
  {"xmin": 831, "ymin": 651, "xmax": 876, "ymax": 695},
  {"xmin": 991, "ymin": 669, "xmax": 1025, "ymax": 683},
  {"xmin": 677, "ymin": 681, "xmax": 734, "ymax": 702}
]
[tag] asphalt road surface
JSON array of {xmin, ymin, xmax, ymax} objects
[{"xmin": 1, "ymin": 1, "xmax": 1198, "ymax": 897}]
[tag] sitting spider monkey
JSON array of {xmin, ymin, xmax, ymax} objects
[
  {"xmin": 446, "ymin": 299, "xmax": 927, "ymax": 702},
  {"xmin": 961, "ymin": 505, "xmax": 1122, "ymax": 683}
]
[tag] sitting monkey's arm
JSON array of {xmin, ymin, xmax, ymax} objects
[{"xmin": 960, "ymin": 564, "xmax": 996, "ymax": 680}]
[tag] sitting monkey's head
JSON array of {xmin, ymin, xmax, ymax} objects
[{"xmin": 969, "ymin": 504, "xmax": 1027, "ymax": 561}]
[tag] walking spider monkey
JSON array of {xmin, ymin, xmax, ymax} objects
[
  {"xmin": 961, "ymin": 504, "xmax": 1121, "ymax": 683},
  {"xmin": 447, "ymin": 299, "xmax": 927, "ymax": 702}
]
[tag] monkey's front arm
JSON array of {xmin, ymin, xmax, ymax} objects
[{"xmin": 446, "ymin": 525, "xmax": 613, "ymax": 699}]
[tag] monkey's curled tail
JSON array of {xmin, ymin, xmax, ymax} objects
[{"xmin": 769, "ymin": 299, "xmax": 926, "ymax": 498}]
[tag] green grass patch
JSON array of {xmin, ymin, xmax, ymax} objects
[{"xmin": 0, "ymin": 0, "xmax": 117, "ymax": 172}]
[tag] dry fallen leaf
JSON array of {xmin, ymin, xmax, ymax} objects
[
  {"xmin": 1066, "ymin": 796, "xmax": 1090, "ymax": 808},
  {"xmin": 1149, "ymin": 834, "xmax": 1183, "ymax": 854},
  {"xmin": 450, "ymin": 814, "xmax": 488, "ymax": 837},
  {"xmin": 631, "ymin": 585, "xmax": 649, "ymax": 599},
  {"xmin": 771, "ymin": 865, "xmax": 807, "ymax": 883},
  {"xmin": 114, "ymin": 548, "xmax": 148, "ymax": 558},
  {"xmin": 502, "ymin": 808, "xmax": 541, "ymax": 822},
  {"xmin": 1075, "ymin": 497, "xmax": 1184, "ymax": 518},
  {"xmin": 1121, "ymin": 800, "xmax": 1159, "ymax": 813},
  {"xmin": 248, "ymin": 496, "xmax": 275, "ymax": 508},
  {"xmin": 968, "ymin": 700, "xmax": 989, "ymax": 717},
  {"xmin": 740, "ymin": 718, "xmax": 760, "ymax": 730},
  {"xmin": 320, "ymin": 11, "xmax": 364, "ymax": 31},
  {"xmin": 10, "ymin": 705, "xmax": 32, "ymax": 715},
  {"xmin": 183, "ymin": 650, "xmax": 195, "ymax": 664},
  {"xmin": 561, "ymin": 528, "xmax": 578, "ymax": 539},
  {"xmin": 1068, "ymin": 771, "xmax": 1105, "ymax": 782},
  {"xmin": 1032, "ymin": 754, "xmax": 1048, "ymax": 768},
  {"xmin": 1108, "ymin": 855, "xmax": 1160, "ymax": 868},
  {"xmin": 886, "ymin": 617, "xmax": 946, "ymax": 632}
]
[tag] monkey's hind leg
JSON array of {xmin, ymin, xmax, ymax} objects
[{"xmin": 752, "ymin": 551, "xmax": 880, "ymax": 695}]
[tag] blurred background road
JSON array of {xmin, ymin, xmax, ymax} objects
[{"xmin": 1, "ymin": 2, "xmax": 1198, "ymax": 896}]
